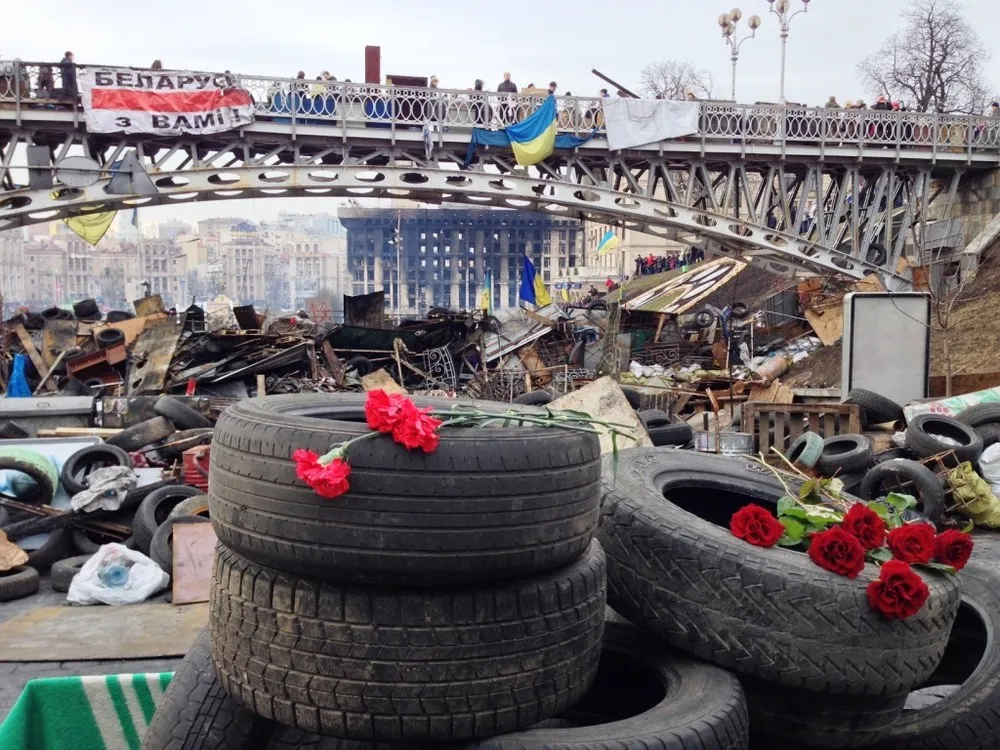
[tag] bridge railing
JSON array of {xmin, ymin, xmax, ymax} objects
[{"xmin": 2, "ymin": 60, "xmax": 1000, "ymax": 154}]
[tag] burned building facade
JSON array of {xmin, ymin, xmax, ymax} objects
[{"xmin": 339, "ymin": 208, "xmax": 582, "ymax": 316}]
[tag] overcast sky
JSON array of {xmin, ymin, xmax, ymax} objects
[{"xmin": 8, "ymin": 0, "xmax": 1000, "ymax": 228}]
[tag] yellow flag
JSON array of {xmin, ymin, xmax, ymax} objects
[
  {"xmin": 64, "ymin": 210, "xmax": 116, "ymax": 246},
  {"xmin": 533, "ymin": 274, "xmax": 552, "ymax": 306}
]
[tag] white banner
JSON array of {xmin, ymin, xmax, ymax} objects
[
  {"xmin": 603, "ymin": 99, "xmax": 700, "ymax": 151},
  {"xmin": 78, "ymin": 67, "xmax": 255, "ymax": 135}
]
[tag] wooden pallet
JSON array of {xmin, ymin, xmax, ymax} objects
[{"xmin": 742, "ymin": 402, "xmax": 862, "ymax": 455}]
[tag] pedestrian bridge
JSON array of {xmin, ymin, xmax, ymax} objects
[{"xmin": 1, "ymin": 61, "xmax": 998, "ymax": 290}]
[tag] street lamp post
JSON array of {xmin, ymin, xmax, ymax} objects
[
  {"xmin": 718, "ymin": 8, "xmax": 761, "ymax": 101},
  {"xmin": 767, "ymin": 0, "xmax": 811, "ymax": 104}
]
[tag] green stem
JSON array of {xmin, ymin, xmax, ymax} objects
[{"xmin": 319, "ymin": 430, "xmax": 381, "ymax": 463}]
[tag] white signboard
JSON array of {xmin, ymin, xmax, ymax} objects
[{"xmin": 79, "ymin": 67, "xmax": 254, "ymax": 135}]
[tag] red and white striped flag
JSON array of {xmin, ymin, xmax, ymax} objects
[{"xmin": 79, "ymin": 67, "xmax": 255, "ymax": 136}]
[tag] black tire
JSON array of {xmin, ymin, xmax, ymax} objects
[
  {"xmin": 209, "ymin": 394, "xmax": 602, "ymax": 586},
  {"xmin": 154, "ymin": 396, "xmax": 213, "ymax": 430},
  {"xmin": 96, "ymin": 328, "xmax": 126, "ymax": 349},
  {"xmin": 59, "ymin": 444, "xmax": 132, "ymax": 495},
  {"xmin": 121, "ymin": 478, "xmax": 180, "ymax": 512},
  {"xmin": 974, "ymin": 422, "xmax": 1000, "ymax": 449},
  {"xmin": 844, "ymin": 389, "xmax": 904, "ymax": 427},
  {"xmin": 344, "ymin": 356, "xmax": 373, "ymax": 376},
  {"xmin": 637, "ymin": 409, "xmax": 672, "ymax": 428},
  {"xmin": 513, "ymin": 390, "xmax": 553, "ymax": 406},
  {"xmin": 25, "ymin": 527, "xmax": 73, "ymax": 571},
  {"xmin": 106, "ymin": 310, "xmax": 134, "ymax": 324},
  {"xmin": 695, "ymin": 309, "xmax": 715, "ymax": 328},
  {"xmin": 158, "ymin": 429, "xmax": 214, "ymax": 459},
  {"xmin": 788, "ymin": 431, "xmax": 824, "ymax": 469},
  {"xmin": 906, "ymin": 413, "xmax": 983, "ymax": 464},
  {"xmin": 142, "ymin": 628, "xmax": 260, "ymax": 750},
  {"xmin": 40, "ymin": 306, "xmax": 62, "ymax": 320},
  {"xmin": 210, "ymin": 541, "xmax": 607, "ymax": 742},
  {"xmin": 597, "ymin": 449, "xmax": 960, "ymax": 697},
  {"xmin": 150, "ymin": 516, "xmax": 210, "ymax": 572},
  {"xmin": 73, "ymin": 298, "xmax": 100, "ymax": 320},
  {"xmin": 875, "ymin": 448, "xmax": 913, "ymax": 465},
  {"xmin": 620, "ymin": 388, "xmax": 643, "ymax": 410},
  {"xmin": 51, "ymin": 554, "xmax": 92, "ymax": 593},
  {"xmin": 0, "ymin": 452, "xmax": 57, "ymax": 505},
  {"xmin": 465, "ymin": 621, "xmax": 748, "ymax": 750},
  {"xmin": 134, "ymin": 485, "xmax": 202, "ymax": 555},
  {"xmin": 815, "ymin": 435, "xmax": 875, "ymax": 476},
  {"xmin": 106, "ymin": 416, "xmax": 176, "ymax": 452},
  {"xmin": 744, "ymin": 678, "xmax": 906, "ymax": 748},
  {"xmin": 648, "ymin": 423, "xmax": 695, "ymax": 447},
  {"xmin": 168, "ymin": 495, "xmax": 211, "ymax": 520},
  {"xmin": 955, "ymin": 403, "xmax": 1000, "ymax": 429},
  {"xmin": 71, "ymin": 509, "xmax": 135, "ymax": 554},
  {"xmin": 859, "ymin": 459, "xmax": 946, "ymax": 523},
  {"xmin": 0, "ymin": 566, "xmax": 39, "ymax": 601},
  {"xmin": 868, "ymin": 561, "xmax": 1000, "ymax": 750}
]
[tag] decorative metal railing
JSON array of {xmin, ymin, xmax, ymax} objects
[{"xmin": 2, "ymin": 60, "xmax": 1000, "ymax": 154}]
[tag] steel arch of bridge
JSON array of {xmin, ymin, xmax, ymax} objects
[{"xmin": 0, "ymin": 161, "xmax": 914, "ymax": 287}]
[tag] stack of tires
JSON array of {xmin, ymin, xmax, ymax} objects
[
  {"xmin": 206, "ymin": 394, "xmax": 610, "ymax": 744},
  {"xmin": 598, "ymin": 448, "xmax": 976, "ymax": 749}
]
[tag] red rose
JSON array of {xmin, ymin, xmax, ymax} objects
[
  {"xmin": 391, "ymin": 401, "xmax": 443, "ymax": 453},
  {"xmin": 887, "ymin": 523, "xmax": 936, "ymax": 565},
  {"xmin": 866, "ymin": 560, "xmax": 930, "ymax": 620},
  {"xmin": 364, "ymin": 389, "xmax": 410, "ymax": 434},
  {"xmin": 934, "ymin": 530, "xmax": 974, "ymax": 571},
  {"xmin": 841, "ymin": 503, "xmax": 886, "ymax": 550},
  {"xmin": 730, "ymin": 504, "xmax": 784, "ymax": 548},
  {"xmin": 292, "ymin": 448, "xmax": 351, "ymax": 498},
  {"xmin": 807, "ymin": 526, "xmax": 866, "ymax": 579}
]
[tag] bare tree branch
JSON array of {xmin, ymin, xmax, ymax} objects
[
  {"xmin": 639, "ymin": 60, "xmax": 717, "ymax": 101},
  {"xmin": 856, "ymin": 0, "xmax": 995, "ymax": 114}
]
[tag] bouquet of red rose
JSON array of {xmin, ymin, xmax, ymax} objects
[
  {"xmin": 292, "ymin": 389, "xmax": 633, "ymax": 500},
  {"xmin": 730, "ymin": 482, "xmax": 974, "ymax": 621}
]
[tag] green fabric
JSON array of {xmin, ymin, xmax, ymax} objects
[
  {"xmin": 0, "ymin": 673, "xmax": 174, "ymax": 750},
  {"xmin": 948, "ymin": 462, "xmax": 1000, "ymax": 528}
]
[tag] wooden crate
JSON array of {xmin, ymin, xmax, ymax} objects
[{"xmin": 742, "ymin": 403, "xmax": 862, "ymax": 456}]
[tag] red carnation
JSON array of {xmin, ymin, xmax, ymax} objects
[
  {"xmin": 841, "ymin": 503, "xmax": 886, "ymax": 550},
  {"xmin": 934, "ymin": 530, "xmax": 975, "ymax": 571},
  {"xmin": 292, "ymin": 448, "xmax": 351, "ymax": 499},
  {"xmin": 808, "ymin": 526, "xmax": 866, "ymax": 579},
  {"xmin": 391, "ymin": 400, "xmax": 443, "ymax": 453},
  {"xmin": 866, "ymin": 560, "xmax": 930, "ymax": 620},
  {"xmin": 364, "ymin": 389, "xmax": 410, "ymax": 434},
  {"xmin": 730, "ymin": 504, "xmax": 784, "ymax": 548},
  {"xmin": 887, "ymin": 523, "xmax": 936, "ymax": 565}
]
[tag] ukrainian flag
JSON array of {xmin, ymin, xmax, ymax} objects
[
  {"xmin": 597, "ymin": 229, "xmax": 622, "ymax": 256},
  {"xmin": 507, "ymin": 96, "xmax": 557, "ymax": 166},
  {"xmin": 480, "ymin": 268, "xmax": 494, "ymax": 315},
  {"xmin": 519, "ymin": 255, "xmax": 552, "ymax": 307}
]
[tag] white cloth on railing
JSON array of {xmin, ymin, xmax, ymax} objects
[{"xmin": 603, "ymin": 99, "xmax": 699, "ymax": 150}]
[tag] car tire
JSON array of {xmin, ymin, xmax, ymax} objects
[
  {"xmin": 50, "ymin": 554, "xmax": 92, "ymax": 594},
  {"xmin": 209, "ymin": 394, "xmax": 602, "ymax": 586},
  {"xmin": 648, "ymin": 423, "xmax": 695, "ymax": 447},
  {"xmin": 955, "ymin": 403, "xmax": 1000, "ymax": 429},
  {"xmin": 210, "ymin": 541, "xmax": 607, "ymax": 742},
  {"xmin": 150, "ymin": 516, "xmax": 210, "ymax": 572},
  {"xmin": 0, "ymin": 566, "xmax": 39, "ymax": 601},
  {"xmin": 154, "ymin": 396, "xmax": 213, "ymax": 430},
  {"xmin": 844, "ymin": 389, "xmax": 904, "ymax": 427},
  {"xmin": 620, "ymin": 388, "xmax": 643, "ymax": 410},
  {"xmin": 859, "ymin": 459, "xmax": 946, "ymax": 523},
  {"xmin": 974, "ymin": 423, "xmax": 1000, "ymax": 449},
  {"xmin": 787, "ymin": 431, "xmax": 825, "ymax": 469},
  {"xmin": 513, "ymin": 390, "xmax": 553, "ymax": 406},
  {"xmin": 868, "ymin": 561, "xmax": 1000, "ymax": 750},
  {"xmin": 106, "ymin": 416, "xmax": 176, "ymax": 453},
  {"xmin": 96, "ymin": 328, "xmax": 126, "ymax": 349},
  {"xmin": 73, "ymin": 298, "xmax": 100, "ymax": 320},
  {"xmin": 815, "ymin": 435, "xmax": 875, "ymax": 476},
  {"xmin": 167, "ymin": 495, "xmax": 211, "ymax": 520},
  {"xmin": 906, "ymin": 414, "xmax": 983, "ymax": 465},
  {"xmin": 597, "ymin": 449, "xmax": 960, "ymax": 697},
  {"xmin": 24, "ymin": 527, "xmax": 74, "ymax": 571},
  {"xmin": 133, "ymin": 485, "xmax": 202, "ymax": 555},
  {"xmin": 59, "ymin": 444, "xmax": 132, "ymax": 495}
]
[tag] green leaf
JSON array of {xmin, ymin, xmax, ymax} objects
[
  {"xmin": 962, "ymin": 521, "xmax": 975, "ymax": 533},
  {"xmin": 885, "ymin": 493, "xmax": 918, "ymax": 512},
  {"xmin": 777, "ymin": 496, "xmax": 797, "ymax": 516},
  {"xmin": 920, "ymin": 561, "xmax": 958, "ymax": 575},
  {"xmin": 780, "ymin": 517, "xmax": 806, "ymax": 543},
  {"xmin": 798, "ymin": 480, "xmax": 818, "ymax": 500},
  {"xmin": 781, "ymin": 506, "xmax": 808, "ymax": 521},
  {"xmin": 867, "ymin": 548, "xmax": 893, "ymax": 564},
  {"xmin": 778, "ymin": 535, "xmax": 803, "ymax": 548},
  {"xmin": 866, "ymin": 501, "xmax": 890, "ymax": 520}
]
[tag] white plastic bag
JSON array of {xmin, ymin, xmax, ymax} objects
[
  {"xmin": 66, "ymin": 543, "xmax": 170, "ymax": 606},
  {"xmin": 980, "ymin": 443, "xmax": 1000, "ymax": 496}
]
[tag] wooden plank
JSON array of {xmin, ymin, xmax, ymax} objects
[
  {"xmin": 804, "ymin": 307, "xmax": 843, "ymax": 347},
  {"xmin": 846, "ymin": 405, "xmax": 861, "ymax": 435},
  {"xmin": 128, "ymin": 317, "xmax": 185, "ymax": 395},
  {"xmin": 171, "ymin": 522, "xmax": 218, "ymax": 605},
  {"xmin": 133, "ymin": 294, "xmax": 166, "ymax": 317},
  {"xmin": 808, "ymin": 412, "xmax": 820, "ymax": 434},
  {"xmin": 256, "ymin": 374, "xmax": 266, "ymax": 395},
  {"xmin": 42, "ymin": 319, "xmax": 78, "ymax": 367},
  {"xmin": 774, "ymin": 411, "xmax": 788, "ymax": 448},
  {"xmin": 11, "ymin": 324, "xmax": 47, "ymax": 378},
  {"xmin": 33, "ymin": 351, "xmax": 67, "ymax": 395},
  {"xmin": 322, "ymin": 341, "xmax": 346, "ymax": 386},
  {"xmin": 929, "ymin": 372, "xmax": 1000, "ymax": 398}
]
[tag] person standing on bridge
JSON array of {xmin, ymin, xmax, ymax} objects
[
  {"xmin": 497, "ymin": 72, "xmax": 517, "ymax": 126},
  {"xmin": 59, "ymin": 51, "xmax": 77, "ymax": 101}
]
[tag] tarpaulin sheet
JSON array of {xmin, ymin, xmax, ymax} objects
[{"xmin": 603, "ymin": 99, "xmax": 700, "ymax": 151}]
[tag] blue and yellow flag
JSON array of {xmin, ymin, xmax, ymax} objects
[
  {"xmin": 597, "ymin": 229, "xmax": 622, "ymax": 256},
  {"xmin": 519, "ymin": 255, "xmax": 552, "ymax": 307},
  {"xmin": 480, "ymin": 268, "xmax": 494, "ymax": 315},
  {"xmin": 507, "ymin": 96, "xmax": 558, "ymax": 166},
  {"xmin": 64, "ymin": 210, "xmax": 116, "ymax": 246}
]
